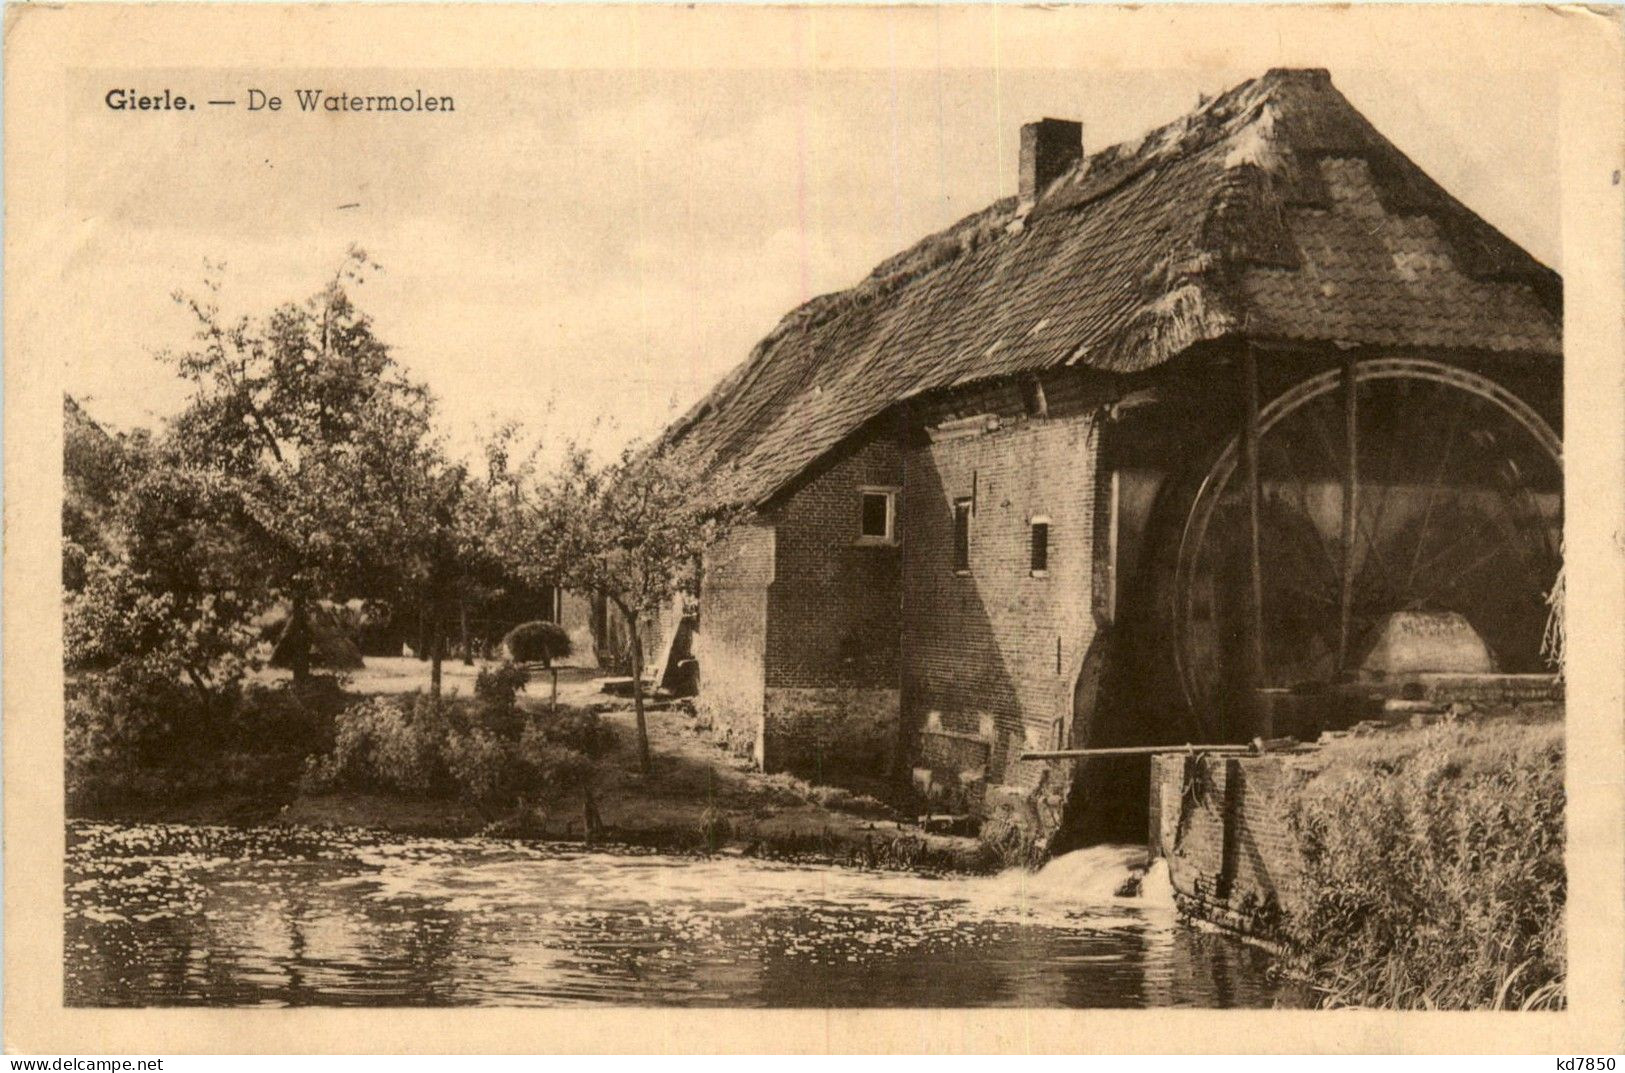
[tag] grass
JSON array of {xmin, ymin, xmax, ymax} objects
[{"xmin": 1281, "ymin": 713, "xmax": 1565, "ymax": 1010}]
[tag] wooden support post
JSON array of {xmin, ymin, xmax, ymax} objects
[
  {"xmin": 1106, "ymin": 469, "xmax": 1121, "ymax": 623},
  {"xmin": 1337, "ymin": 351, "xmax": 1360, "ymax": 674},
  {"xmin": 1241, "ymin": 344, "xmax": 1270, "ymax": 739},
  {"xmin": 459, "ymin": 598, "xmax": 474, "ymax": 666}
]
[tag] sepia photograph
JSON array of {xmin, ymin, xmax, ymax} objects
[{"xmin": 7, "ymin": 1, "xmax": 1625, "ymax": 1056}]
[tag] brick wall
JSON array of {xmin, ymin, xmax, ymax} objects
[
  {"xmin": 763, "ymin": 432, "xmax": 904, "ymax": 691},
  {"xmin": 1151, "ymin": 751, "xmax": 1307, "ymax": 936},
  {"xmin": 695, "ymin": 430, "xmax": 905, "ymax": 774},
  {"xmin": 901, "ymin": 408, "xmax": 1100, "ymax": 788}
]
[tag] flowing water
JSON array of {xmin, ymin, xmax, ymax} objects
[{"xmin": 65, "ymin": 821, "xmax": 1303, "ymax": 1007}]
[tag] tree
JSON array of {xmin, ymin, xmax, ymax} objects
[
  {"xmin": 66, "ymin": 551, "xmax": 259, "ymax": 712},
  {"xmin": 65, "ymin": 399, "xmax": 260, "ymax": 711},
  {"xmin": 520, "ymin": 444, "xmax": 736, "ymax": 775},
  {"xmin": 160, "ymin": 249, "xmax": 435, "ymax": 679},
  {"xmin": 502, "ymin": 621, "xmax": 573, "ymax": 667},
  {"xmin": 403, "ymin": 457, "xmax": 477, "ymax": 703},
  {"xmin": 63, "ymin": 395, "xmax": 151, "ymax": 591}
]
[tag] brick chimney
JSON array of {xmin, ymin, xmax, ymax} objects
[{"xmin": 1019, "ymin": 118, "xmax": 1084, "ymax": 204}]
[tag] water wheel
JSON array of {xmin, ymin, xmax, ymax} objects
[{"xmin": 1172, "ymin": 358, "xmax": 1561, "ymax": 733}]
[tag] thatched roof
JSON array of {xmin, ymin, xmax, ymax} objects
[{"xmin": 667, "ymin": 68, "xmax": 1561, "ymax": 507}]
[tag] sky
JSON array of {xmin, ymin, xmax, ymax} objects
[{"xmin": 60, "ymin": 61, "xmax": 1558, "ymax": 461}]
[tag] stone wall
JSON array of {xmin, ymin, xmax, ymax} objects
[
  {"xmin": 1150, "ymin": 751, "xmax": 1307, "ymax": 937},
  {"xmin": 694, "ymin": 522, "xmax": 775, "ymax": 764}
]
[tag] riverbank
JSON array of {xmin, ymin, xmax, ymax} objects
[
  {"xmin": 282, "ymin": 693, "xmax": 994, "ymax": 872},
  {"xmin": 73, "ymin": 661, "xmax": 995, "ymax": 875},
  {"xmin": 1154, "ymin": 704, "xmax": 1565, "ymax": 1009}
]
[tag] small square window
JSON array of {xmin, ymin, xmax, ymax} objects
[
  {"xmin": 858, "ymin": 488, "xmax": 897, "ymax": 543},
  {"xmin": 1030, "ymin": 517, "xmax": 1050, "ymax": 575},
  {"xmin": 952, "ymin": 498, "xmax": 973, "ymax": 573}
]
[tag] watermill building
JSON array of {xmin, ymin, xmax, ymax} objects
[{"xmin": 666, "ymin": 68, "xmax": 1563, "ymax": 827}]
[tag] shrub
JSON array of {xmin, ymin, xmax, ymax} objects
[
  {"xmin": 531, "ymin": 707, "xmax": 616, "ymax": 760},
  {"xmin": 303, "ymin": 694, "xmax": 450, "ymax": 797},
  {"xmin": 66, "ymin": 668, "xmax": 208, "ymax": 810},
  {"xmin": 65, "ymin": 552, "xmax": 257, "ymax": 694},
  {"xmin": 303, "ymin": 692, "xmax": 615, "ymax": 812},
  {"xmin": 1283, "ymin": 717, "xmax": 1565, "ymax": 1009},
  {"xmin": 65, "ymin": 665, "xmax": 354, "ymax": 812},
  {"xmin": 443, "ymin": 727, "xmax": 528, "ymax": 809},
  {"xmin": 227, "ymin": 677, "xmax": 346, "ymax": 756},
  {"xmin": 503, "ymin": 620, "xmax": 572, "ymax": 667},
  {"xmin": 473, "ymin": 662, "xmax": 530, "ymax": 739}
]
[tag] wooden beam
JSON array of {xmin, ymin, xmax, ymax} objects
[
  {"xmin": 1337, "ymin": 350, "xmax": 1360, "ymax": 674},
  {"xmin": 1018, "ymin": 744, "xmax": 1253, "ymax": 760},
  {"xmin": 1241, "ymin": 343, "xmax": 1269, "ymax": 737},
  {"xmin": 1106, "ymin": 468, "xmax": 1121, "ymax": 623}
]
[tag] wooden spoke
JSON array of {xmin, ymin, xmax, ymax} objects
[
  {"xmin": 1259, "ymin": 435, "xmax": 1342, "ymax": 579},
  {"xmin": 1173, "ymin": 358, "xmax": 1562, "ymax": 723},
  {"xmin": 1401, "ymin": 389, "xmax": 1472, "ymax": 595},
  {"xmin": 1411, "ymin": 540, "xmax": 1511, "ymax": 609}
]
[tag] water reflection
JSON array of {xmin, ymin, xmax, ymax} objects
[{"xmin": 65, "ymin": 822, "xmax": 1303, "ymax": 1008}]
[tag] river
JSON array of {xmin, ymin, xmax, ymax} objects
[{"xmin": 66, "ymin": 821, "xmax": 1305, "ymax": 1007}]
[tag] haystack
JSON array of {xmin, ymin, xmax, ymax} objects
[{"xmin": 268, "ymin": 601, "xmax": 365, "ymax": 671}]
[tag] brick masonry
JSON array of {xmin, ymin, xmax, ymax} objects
[
  {"xmin": 901, "ymin": 402, "xmax": 1099, "ymax": 791},
  {"xmin": 763, "ymin": 433, "xmax": 903, "ymax": 693},
  {"xmin": 696, "ymin": 432, "xmax": 905, "ymax": 775},
  {"xmin": 1150, "ymin": 751, "xmax": 1307, "ymax": 935},
  {"xmin": 693, "ymin": 370, "xmax": 1115, "ymax": 805}
]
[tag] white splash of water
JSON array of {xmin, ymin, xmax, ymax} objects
[
  {"xmin": 1137, "ymin": 857, "xmax": 1175, "ymax": 910},
  {"xmin": 953, "ymin": 844, "xmax": 1167, "ymax": 929},
  {"xmin": 992, "ymin": 844, "xmax": 1151, "ymax": 904}
]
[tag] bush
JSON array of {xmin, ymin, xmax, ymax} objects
[
  {"xmin": 503, "ymin": 620, "xmax": 572, "ymax": 667},
  {"xmin": 531, "ymin": 707, "xmax": 616, "ymax": 760},
  {"xmin": 1283, "ymin": 717, "xmax": 1565, "ymax": 1009},
  {"xmin": 303, "ymin": 692, "xmax": 615, "ymax": 812},
  {"xmin": 439, "ymin": 707, "xmax": 610, "ymax": 808},
  {"xmin": 66, "ymin": 668, "xmax": 208, "ymax": 810},
  {"xmin": 227, "ymin": 676, "xmax": 346, "ymax": 755},
  {"xmin": 443, "ymin": 727, "xmax": 528, "ymax": 808},
  {"xmin": 473, "ymin": 662, "xmax": 530, "ymax": 739},
  {"xmin": 302, "ymin": 694, "xmax": 450, "ymax": 797},
  {"xmin": 66, "ymin": 666, "xmax": 353, "ymax": 812}
]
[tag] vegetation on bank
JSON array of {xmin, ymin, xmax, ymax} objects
[
  {"xmin": 66, "ymin": 668, "xmax": 348, "ymax": 815},
  {"xmin": 1282, "ymin": 715, "xmax": 1565, "ymax": 1010},
  {"xmin": 302, "ymin": 664, "xmax": 614, "ymax": 822}
]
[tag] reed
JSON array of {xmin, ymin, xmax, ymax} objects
[{"xmin": 1282, "ymin": 716, "xmax": 1565, "ymax": 1010}]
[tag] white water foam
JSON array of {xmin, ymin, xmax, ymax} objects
[
  {"xmin": 1137, "ymin": 857, "xmax": 1175, "ymax": 909},
  {"xmin": 978, "ymin": 843, "xmax": 1150, "ymax": 907},
  {"xmin": 324, "ymin": 836, "xmax": 1171, "ymax": 932}
]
